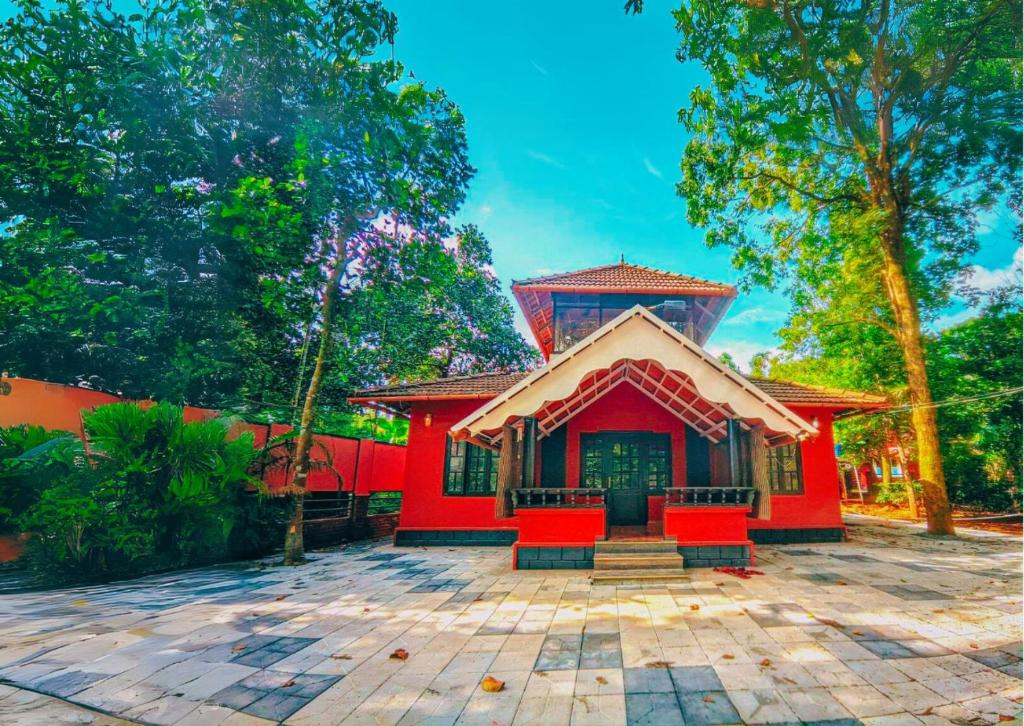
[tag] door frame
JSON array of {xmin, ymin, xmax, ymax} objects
[{"xmin": 578, "ymin": 431, "xmax": 672, "ymax": 525}]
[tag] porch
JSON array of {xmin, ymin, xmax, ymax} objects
[{"xmin": 446, "ymin": 307, "xmax": 819, "ymax": 571}]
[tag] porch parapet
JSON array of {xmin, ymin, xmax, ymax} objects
[
  {"xmin": 514, "ymin": 488, "xmax": 606, "ymax": 508},
  {"xmin": 664, "ymin": 487, "xmax": 755, "ymax": 507}
]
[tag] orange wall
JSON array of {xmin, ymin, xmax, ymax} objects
[{"xmin": 0, "ymin": 377, "xmax": 405, "ymax": 495}]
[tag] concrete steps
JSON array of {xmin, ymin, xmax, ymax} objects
[{"xmin": 591, "ymin": 538, "xmax": 687, "ymax": 584}]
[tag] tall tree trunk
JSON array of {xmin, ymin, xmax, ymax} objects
[
  {"xmin": 881, "ymin": 454, "xmax": 892, "ymax": 487},
  {"xmin": 283, "ymin": 242, "xmax": 347, "ymax": 565},
  {"xmin": 893, "ymin": 437, "xmax": 919, "ymax": 519},
  {"xmin": 878, "ymin": 231, "xmax": 955, "ymax": 535}
]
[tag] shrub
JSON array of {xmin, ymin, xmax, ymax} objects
[
  {"xmin": 0, "ymin": 425, "xmax": 75, "ymax": 533},
  {"xmin": 17, "ymin": 402, "xmax": 281, "ymax": 584}
]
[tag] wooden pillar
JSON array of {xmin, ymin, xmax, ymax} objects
[
  {"xmin": 727, "ymin": 419, "xmax": 739, "ymax": 486},
  {"xmin": 522, "ymin": 417, "xmax": 537, "ymax": 488},
  {"xmin": 494, "ymin": 424, "xmax": 519, "ymax": 520}
]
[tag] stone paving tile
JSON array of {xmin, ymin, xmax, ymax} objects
[{"xmin": 0, "ymin": 521, "xmax": 1019, "ymax": 725}]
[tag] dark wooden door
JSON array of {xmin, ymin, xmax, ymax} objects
[{"xmin": 581, "ymin": 433, "xmax": 671, "ymax": 526}]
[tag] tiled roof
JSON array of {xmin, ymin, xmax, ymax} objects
[
  {"xmin": 512, "ymin": 262, "xmax": 735, "ymax": 295},
  {"xmin": 745, "ymin": 378, "xmax": 887, "ymax": 407},
  {"xmin": 351, "ymin": 371, "xmax": 530, "ymax": 400},
  {"xmin": 351, "ymin": 371, "xmax": 885, "ymax": 408}
]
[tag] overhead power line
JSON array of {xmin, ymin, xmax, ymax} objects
[{"xmin": 835, "ymin": 386, "xmax": 1024, "ymax": 420}]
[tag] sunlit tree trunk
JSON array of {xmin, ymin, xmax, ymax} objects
[
  {"xmin": 877, "ymin": 224, "xmax": 955, "ymax": 535},
  {"xmin": 283, "ymin": 239, "xmax": 347, "ymax": 565},
  {"xmin": 881, "ymin": 454, "xmax": 892, "ymax": 487}
]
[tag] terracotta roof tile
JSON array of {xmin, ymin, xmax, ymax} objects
[
  {"xmin": 512, "ymin": 262, "xmax": 735, "ymax": 295},
  {"xmin": 351, "ymin": 370, "xmax": 885, "ymax": 409},
  {"xmin": 351, "ymin": 371, "xmax": 530, "ymax": 400},
  {"xmin": 745, "ymin": 378, "xmax": 887, "ymax": 407}
]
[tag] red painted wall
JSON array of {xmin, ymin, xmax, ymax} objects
[
  {"xmin": 564, "ymin": 383, "xmax": 687, "ymax": 489},
  {"xmin": 399, "ymin": 399, "xmax": 518, "ymax": 530},
  {"xmin": 517, "ymin": 508, "xmax": 606, "ymax": 544},
  {"xmin": 0, "ymin": 377, "xmax": 405, "ymax": 496},
  {"xmin": 747, "ymin": 406, "xmax": 844, "ymax": 531}
]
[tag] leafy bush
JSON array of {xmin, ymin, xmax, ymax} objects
[
  {"xmin": 0, "ymin": 425, "xmax": 75, "ymax": 533},
  {"xmin": 874, "ymin": 480, "xmax": 922, "ymax": 507},
  {"xmin": 17, "ymin": 402, "xmax": 282, "ymax": 584}
]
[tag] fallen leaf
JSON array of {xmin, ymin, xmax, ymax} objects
[
  {"xmin": 703, "ymin": 694, "xmax": 716, "ymax": 703},
  {"xmin": 999, "ymin": 716, "xmax": 1015, "ymax": 722},
  {"xmin": 390, "ymin": 649, "xmax": 409, "ymax": 660},
  {"xmin": 689, "ymin": 604, "xmax": 700, "ymax": 611},
  {"xmin": 275, "ymin": 595, "xmax": 288, "ymax": 602},
  {"xmin": 721, "ymin": 654, "xmax": 735, "ymax": 660},
  {"xmin": 331, "ymin": 654, "xmax": 352, "ymax": 660},
  {"xmin": 759, "ymin": 658, "xmax": 772, "ymax": 668},
  {"xmin": 646, "ymin": 661, "xmax": 673, "ymax": 669},
  {"xmin": 231, "ymin": 643, "xmax": 247, "ymax": 653},
  {"xmin": 281, "ymin": 679, "xmax": 296, "ymax": 688},
  {"xmin": 362, "ymin": 608, "xmax": 371, "ymax": 613},
  {"xmin": 852, "ymin": 630, "xmax": 864, "ymax": 636},
  {"xmin": 595, "ymin": 676, "xmax": 608, "ymax": 685},
  {"xmin": 480, "ymin": 675, "xmax": 505, "ymax": 693},
  {"xmin": 71, "ymin": 599, "xmax": 89, "ymax": 607},
  {"xmin": 969, "ymin": 643, "xmax": 979, "ymax": 649},
  {"xmin": 836, "ymin": 581, "xmax": 847, "ymax": 586},
  {"xmin": 780, "ymin": 676, "xmax": 797, "ymax": 685}
]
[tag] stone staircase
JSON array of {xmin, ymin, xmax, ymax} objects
[{"xmin": 591, "ymin": 538, "xmax": 688, "ymax": 584}]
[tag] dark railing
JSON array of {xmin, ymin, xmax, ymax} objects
[
  {"xmin": 514, "ymin": 488, "xmax": 606, "ymax": 508},
  {"xmin": 367, "ymin": 491, "xmax": 402, "ymax": 516},
  {"xmin": 305, "ymin": 490, "xmax": 353, "ymax": 520},
  {"xmin": 664, "ymin": 487, "xmax": 755, "ymax": 506}
]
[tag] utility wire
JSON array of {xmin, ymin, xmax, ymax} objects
[{"xmin": 835, "ymin": 386, "xmax": 1024, "ymax": 420}]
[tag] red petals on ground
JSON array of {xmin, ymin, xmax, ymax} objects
[{"xmin": 712, "ymin": 566, "xmax": 765, "ymax": 579}]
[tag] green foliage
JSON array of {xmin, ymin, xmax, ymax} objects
[
  {"xmin": 928, "ymin": 297, "xmax": 1023, "ymax": 508},
  {"xmin": 16, "ymin": 402, "xmax": 273, "ymax": 584},
  {"xmin": 874, "ymin": 480, "xmax": 922, "ymax": 507},
  {"xmin": 0, "ymin": 425, "xmax": 75, "ymax": 533},
  {"xmin": 0, "ymin": 0, "xmax": 529, "ymax": 418},
  {"xmin": 671, "ymin": 0, "xmax": 1020, "ymax": 299}
]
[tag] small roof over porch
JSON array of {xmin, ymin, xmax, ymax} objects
[{"xmin": 450, "ymin": 306, "xmax": 817, "ymax": 448}]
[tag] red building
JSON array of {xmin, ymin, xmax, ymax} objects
[{"xmin": 350, "ymin": 263, "xmax": 884, "ymax": 570}]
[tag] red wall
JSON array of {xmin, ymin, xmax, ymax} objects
[
  {"xmin": 748, "ymin": 406, "xmax": 843, "ymax": 531},
  {"xmin": 0, "ymin": 377, "xmax": 405, "ymax": 495},
  {"xmin": 400, "ymin": 390, "xmax": 844, "ymax": 533},
  {"xmin": 564, "ymin": 383, "xmax": 687, "ymax": 489},
  {"xmin": 400, "ymin": 399, "xmax": 518, "ymax": 530}
]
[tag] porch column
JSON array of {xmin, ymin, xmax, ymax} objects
[
  {"xmin": 522, "ymin": 417, "xmax": 537, "ymax": 488},
  {"xmin": 727, "ymin": 418, "xmax": 740, "ymax": 486}
]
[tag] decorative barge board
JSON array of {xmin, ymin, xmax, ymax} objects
[{"xmin": 349, "ymin": 262, "xmax": 887, "ymax": 568}]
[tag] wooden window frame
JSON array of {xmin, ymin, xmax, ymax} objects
[
  {"xmin": 443, "ymin": 435, "xmax": 499, "ymax": 496},
  {"xmin": 578, "ymin": 431, "xmax": 672, "ymax": 492},
  {"xmin": 766, "ymin": 442, "xmax": 804, "ymax": 495}
]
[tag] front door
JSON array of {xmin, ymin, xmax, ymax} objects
[{"xmin": 581, "ymin": 432, "xmax": 671, "ymax": 526}]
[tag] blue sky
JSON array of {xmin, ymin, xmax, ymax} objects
[
  {"xmin": 383, "ymin": 0, "xmax": 1021, "ymax": 367},
  {"xmin": 3, "ymin": 0, "xmax": 1019, "ymax": 369}
]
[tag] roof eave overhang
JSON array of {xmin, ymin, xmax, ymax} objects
[{"xmin": 451, "ymin": 305, "xmax": 817, "ymax": 445}]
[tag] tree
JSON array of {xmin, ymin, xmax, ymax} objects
[
  {"xmin": 631, "ymin": 0, "xmax": 1022, "ymax": 534},
  {"xmin": 928, "ymin": 292, "xmax": 1023, "ymax": 508}
]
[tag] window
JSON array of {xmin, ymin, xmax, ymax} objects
[
  {"xmin": 579, "ymin": 433, "xmax": 671, "ymax": 491},
  {"xmin": 367, "ymin": 491, "xmax": 402, "ymax": 515},
  {"xmin": 444, "ymin": 436, "xmax": 499, "ymax": 496},
  {"xmin": 552, "ymin": 293, "xmax": 699, "ymax": 353},
  {"xmin": 767, "ymin": 443, "xmax": 803, "ymax": 494}
]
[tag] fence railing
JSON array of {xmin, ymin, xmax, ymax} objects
[
  {"xmin": 305, "ymin": 490, "xmax": 353, "ymax": 520},
  {"xmin": 664, "ymin": 487, "xmax": 755, "ymax": 507},
  {"xmin": 367, "ymin": 491, "xmax": 402, "ymax": 516},
  {"xmin": 514, "ymin": 488, "xmax": 606, "ymax": 508}
]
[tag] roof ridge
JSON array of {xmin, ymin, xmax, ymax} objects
[
  {"xmin": 358, "ymin": 370, "xmax": 530, "ymax": 393},
  {"xmin": 512, "ymin": 261, "xmax": 733, "ymax": 289}
]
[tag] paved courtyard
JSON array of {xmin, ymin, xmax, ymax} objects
[{"xmin": 0, "ymin": 519, "xmax": 1020, "ymax": 726}]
